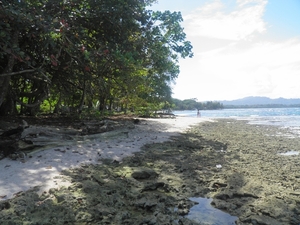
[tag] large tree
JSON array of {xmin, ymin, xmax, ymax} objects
[{"xmin": 0, "ymin": 0, "xmax": 193, "ymax": 116}]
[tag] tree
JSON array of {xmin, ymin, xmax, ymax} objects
[
  {"xmin": 0, "ymin": 0, "xmax": 193, "ymax": 116},
  {"xmin": 172, "ymin": 98, "xmax": 223, "ymax": 110}
]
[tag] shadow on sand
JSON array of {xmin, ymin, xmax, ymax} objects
[{"xmin": 0, "ymin": 119, "xmax": 299, "ymax": 224}]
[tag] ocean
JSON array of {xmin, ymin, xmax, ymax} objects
[{"xmin": 174, "ymin": 108, "xmax": 300, "ymax": 136}]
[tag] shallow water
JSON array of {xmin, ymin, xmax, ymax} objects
[
  {"xmin": 174, "ymin": 108, "xmax": 300, "ymax": 128},
  {"xmin": 279, "ymin": 150, "xmax": 300, "ymax": 156},
  {"xmin": 186, "ymin": 197, "xmax": 238, "ymax": 225}
]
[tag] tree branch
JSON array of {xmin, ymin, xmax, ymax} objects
[
  {"xmin": 0, "ymin": 68, "xmax": 51, "ymax": 84},
  {"xmin": 0, "ymin": 69, "xmax": 36, "ymax": 77}
]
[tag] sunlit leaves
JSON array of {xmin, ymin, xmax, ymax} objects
[{"xmin": 0, "ymin": 0, "xmax": 193, "ymax": 115}]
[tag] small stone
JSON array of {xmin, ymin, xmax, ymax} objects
[
  {"xmin": 49, "ymin": 188, "xmax": 58, "ymax": 194},
  {"xmin": 131, "ymin": 168, "xmax": 158, "ymax": 180}
]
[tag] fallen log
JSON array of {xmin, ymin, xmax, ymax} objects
[{"xmin": 0, "ymin": 118, "xmax": 136, "ymax": 160}]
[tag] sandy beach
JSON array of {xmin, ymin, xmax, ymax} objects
[
  {"xmin": 0, "ymin": 117, "xmax": 209, "ymax": 201},
  {"xmin": 0, "ymin": 117, "xmax": 300, "ymax": 225}
]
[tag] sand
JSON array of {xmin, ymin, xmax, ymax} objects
[
  {"xmin": 0, "ymin": 117, "xmax": 210, "ymax": 201},
  {"xmin": 0, "ymin": 118, "xmax": 300, "ymax": 224}
]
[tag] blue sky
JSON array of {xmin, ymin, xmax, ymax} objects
[{"xmin": 149, "ymin": 0, "xmax": 300, "ymax": 101}]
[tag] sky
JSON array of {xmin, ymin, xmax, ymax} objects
[{"xmin": 149, "ymin": 0, "xmax": 300, "ymax": 101}]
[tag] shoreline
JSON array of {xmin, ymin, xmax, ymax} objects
[
  {"xmin": 188, "ymin": 119, "xmax": 300, "ymax": 224},
  {"xmin": 0, "ymin": 118, "xmax": 299, "ymax": 224},
  {"xmin": 0, "ymin": 116, "xmax": 210, "ymax": 201}
]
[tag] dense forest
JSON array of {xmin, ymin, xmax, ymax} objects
[
  {"xmin": 172, "ymin": 98, "xmax": 224, "ymax": 110},
  {"xmin": 0, "ymin": 0, "xmax": 193, "ymax": 117}
]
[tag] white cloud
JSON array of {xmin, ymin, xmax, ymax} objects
[
  {"xmin": 172, "ymin": 0, "xmax": 300, "ymax": 101},
  {"xmin": 173, "ymin": 37, "xmax": 300, "ymax": 101},
  {"xmin": 184, "ymin": 0, "xmax": 267, "ymax": 41},
  {"xmin": 237, "ymin": 0, "xmax": 266, "ymax": 7}
]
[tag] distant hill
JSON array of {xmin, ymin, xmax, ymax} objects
[{"xmin": 221, "ymin": 96, "xmax": 300, "ymax": 106}]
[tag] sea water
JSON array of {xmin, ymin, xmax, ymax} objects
[{"xmin": 174, "ymin": 108, "xmax": 300, "ymax": 136}]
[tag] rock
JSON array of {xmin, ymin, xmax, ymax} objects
[
  {"xmin": 54, "ymin": 193, "xmax": 68, "ymax": 203},
  {"xmin": 133, "ymin": 118, "xmax": 140, "ymax": 124},
  {"xmin": 75, "ymin": 211, "xmax": 93, "ymax": 222},
  {"xmin": 289, "ymin": 192, "xmax": 300, "ymax": 196},
  {"xmin": 241, "ymin": 215, "xmax": 283, "ymax": 225},
  {"xmin": 94, "ymin": 205, "xmax": 116, "ymax": 216},
  {"xmin": 176, "ymin": 199, "xmax": 198, "ymax": 216},
  {"xmin": 82, "ymin": 180, "xmax": 100, "ymax": 193},
  {"xmin": 91, "ymin": 173, "xmax": 105, "ymax": 185},
  {"xmin": 211, "ymin": 199, "xmax": 237, "ymax": 211},
  {"xmin": 142, "ymin": 182, "xmax": 165, "ymax": 192},
  {"xmin": 211, "ymin": 181, "xmax": 227, "ymax": 189},
  {"xmin": 135, "ymin": 197, "xmax": 157, "ymax": 209},
  {"xmin": 131, "ymin": 168, "xmax": 158, "ymax": 180},
  {"xmin": 214, "ymin": 192, "xmax": 231, "ymax": 200},
  {"xmin": 178, "ymin": 218, "xmax": 201, "ymax": 225},
  {"xmin": 49, "ymin": 188, "xmax": 58, "ymax": 194},
  {"xmin": 177, "ymin": 208, "xmax": 190, "ymax": 216},
  {"xmin": 0, "ymin": 118, "xmax": 299, "ymax": 224}
]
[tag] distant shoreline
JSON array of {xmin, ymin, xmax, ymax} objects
[
  {"xmin": 220, "ymin": 96, "xmax": 300, "ymax": 107},
  {"xmin": 223, "ymin": 104, "xmax": 300, "ymax": 109}
]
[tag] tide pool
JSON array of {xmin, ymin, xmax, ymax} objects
[{"xmin": 186, "ymin": 197, "xmax": 237, "ymax": 225}]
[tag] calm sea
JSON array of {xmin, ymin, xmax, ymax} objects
[{"xmin": 174, "ymin": 108, "xmax": 300, "ymax": 135}]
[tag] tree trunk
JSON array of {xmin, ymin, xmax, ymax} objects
[
  {"xmin": 77, "ymin": 77, "xmax": 86, "ymax": 113},
  {"xmin": 0, "ymin": 90, "xmax": 18, "ymax": 116},
  {"xmin": 54, "ymin": 92, "xmax": 62, "ymax": 114},
  {"xmin": 0, "ymin": 31, "xmax": 19, "ymax": 110},
  {"xmin": 98, "ymin": 96, "xmax": 106, "ymax": 111}
]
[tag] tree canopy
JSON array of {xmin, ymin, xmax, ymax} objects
[
  {"xmin": 0, "ymin": 0, "xmax": 193, "ymax": 116},
  {"xmin": 172, "ymin": 98, "xmax": 224, "ymax": 110}
]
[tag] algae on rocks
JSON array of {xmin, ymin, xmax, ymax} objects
[{"xmin": 0, "ymin": 119, "xmax": 299, "ymax": 225}]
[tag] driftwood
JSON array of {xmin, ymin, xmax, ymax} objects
[
  {"xmin": 22, "ymin": 126, "xmax": 129, "ymax": 149},
  {"xmin": 0, "ymin": 119, "xmax": 134, "ymax": 160},
  {"xmin": 0, "ymin": 120, "xmax": 29, "ymax": 159},
  {"xmin": 154, "ymin": 113, "xmax": 176, "ymax": 118},
  {"xmin": 0, "ymin": 139, "xmax": 19, "ymax": 159}
]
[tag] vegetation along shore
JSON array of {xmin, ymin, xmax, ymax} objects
[{"xmin": 0, "ymin": 118, "xmax": 299, "ymax": 225}]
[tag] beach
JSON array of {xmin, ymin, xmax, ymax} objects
[
  {"xmin": 0, "ymin": 117, "xmax": 300, "ymax": 224},
  {"xmin": 0, "ymin": 117, "xmax": 209, "ymax": 201}
]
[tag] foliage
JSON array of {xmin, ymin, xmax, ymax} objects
[
  {"xmin": 0, "ymin": 0, "xmax": 193, "ymax": 116},
  {"xmin": 172, "ymin": 98, "xmax": 224, "ymax": 110}
]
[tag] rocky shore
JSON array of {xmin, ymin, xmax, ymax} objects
[{"xmin": 0, "ymin": 119, "xmax": 299, "ymax": 225}]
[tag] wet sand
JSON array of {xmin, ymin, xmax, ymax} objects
[{"xmin": 0, "ymin": 118, "xmax": 300, "ymax": 225}]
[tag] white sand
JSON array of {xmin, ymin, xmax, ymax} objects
[{"xmin": 0, "ymin": 117, "xmax": 211, "ymax": 201}]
